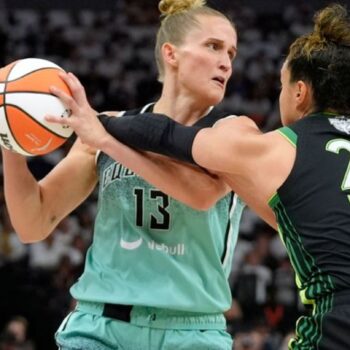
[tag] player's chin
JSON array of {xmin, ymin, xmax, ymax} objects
[{"xmin": 205, "ymin": 91, "xmax": 225, "ymax": 106}]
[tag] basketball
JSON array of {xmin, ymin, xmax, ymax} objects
[{"xmin": 0, "ymin": 58, "xmax": 73, "ymax": 156}]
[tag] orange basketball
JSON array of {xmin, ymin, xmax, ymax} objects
[{"xmin": 0, "ymin": 58, "xmax": 73, "ymax": 156}]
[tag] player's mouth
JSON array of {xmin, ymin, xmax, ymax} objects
[{"xmin": 212, "ymin": 76, "xmax": 225, "ymax": 88}]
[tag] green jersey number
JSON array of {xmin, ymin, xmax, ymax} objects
[
  {"xmin": 326, "ymin": 138, "xmax": 350, "ymax": 202},
  {"xmin": 134, "ymin": 188, "xmax": 170, "ymax": 230}
]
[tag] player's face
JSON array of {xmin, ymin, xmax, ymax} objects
[
  {"xmin": 175, "ymin": 15, "xmax": 237, "ymax": 106},
  {"xmin": 279, "ymin": 61, "xmax": 299, "ymax": 126}
]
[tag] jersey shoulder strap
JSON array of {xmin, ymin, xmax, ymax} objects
[
  {"xmin": 194, "ymin": 107, "xmax": 231, "ymax": 128},
  {"xmin": 121, "ymin": 103, "xmax": 155, "ymax": 116},
  {"xmin": 122, "ymin": 104, "xmax": 230, "ymax": 128}
]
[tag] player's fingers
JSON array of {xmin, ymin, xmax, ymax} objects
[
  {"xmin": 50, "ymin": 85, "xmax": 77, "ymax": 112},
  {"xmin": 59, "ymin": 72, "xmax": 80, "ymax": 96},
  {"xmin": 57, "ymin": 71, "xmax": 75, "ymax": 91},
  {"xmin": 60, "ymin": 72, "xmax": 89, "ymax": 107},
  {"xmin": 68, "ymin": 72, "xmax": 83, "ymax": 88},
  {"xmin": 45, "ymin": 113, "xmax": 70, "ymax": 125}
]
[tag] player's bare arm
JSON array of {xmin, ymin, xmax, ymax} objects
[
  {"xmin": 192, "ymin": 116, "xmax": 265, "ymax": 174},
  {"xmin": 2, "ymin": 139, "xmax": 97, "ymax": 243},
  {"xmin": 194, "ymin": 118, "xmax": 294, "ymax": 189},
  {"xmin": 100, "ymin": 136, "xmax": 230, "ymax": 209},
  {"xmin": 47, "ymin": 72, "xmax": 230, "ymax": 210}
]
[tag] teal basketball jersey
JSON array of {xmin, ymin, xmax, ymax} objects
[{"xmin": 70, "ymin": 105, "xmax": 245, "ymax": 313}]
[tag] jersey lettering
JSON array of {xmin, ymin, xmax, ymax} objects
[
  {"xmin": 326, "ymin": 138, "xmax": 350, "ymax": 202},
  {"xmin": 133, "ymin": 188, "xmax": 171, "ymax": 230}
]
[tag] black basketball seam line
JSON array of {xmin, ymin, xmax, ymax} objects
[
  {"xmin": 0, "ymin": 66, "xmax": 63, "ymax": 84},
  {"xmin": 2, "ymin": 102, "xmax": 30, "ymax": 155},
  {"xmin": 0, "ymin": 62, "xmax": 67, "ymax": 154},
  {"xmin": 3, "ymin": 103, "xmax": 67, "ymax": 140},
  {"xmin": 0, "ymin": 63, "xmax": 29, "ymax": 154},
  {"xmin": 2, "ymin": 60, "xmax": 17, "ymax": 105},
  {"xmin": 0, "ymin": 91, "xmax": 61, "ymax": 97},
  {"xmin": 1, "ymin": 64, "xmax": 67, "ymax": 114},
  {"xmin": 2, "ymin": 64, "xmax": 67, "ymax": 140}
]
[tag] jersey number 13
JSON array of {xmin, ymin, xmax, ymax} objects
[{"xmin": 134, "ymin": 188, "xmax": 170, "ymax": 230}]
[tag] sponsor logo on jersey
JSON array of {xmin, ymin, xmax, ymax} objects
[
  {"xmin": 148, "ymin": 240, "xmax": 185, "ymax": 256},
  {"xmin": 102, "ymin": 162, "xmax": 135, "ymax": 190},
  {"xmin": 119, "ymin": 236, "xmax": 185, "ymax": 255},
  {"xmin": 120, "ymin": 237, "xmax": 143, "ymax": 250},
  {"xmin": 329, "ymin": 116, "xmax": 350, "ymax": 135}
]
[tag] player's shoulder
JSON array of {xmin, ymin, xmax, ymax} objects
[{"xmin": 214, "ymin": 115, "xmax": 260, "ymax": 133}]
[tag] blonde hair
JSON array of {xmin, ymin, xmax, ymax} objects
[{"xmin": 155, "ymin": 0, "xmax": 235, "ymax": 82}]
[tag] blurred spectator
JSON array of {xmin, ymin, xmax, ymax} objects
[
  {"xmin": 272, "ymin": 258, "xmax": 300, "ymax": 334},
  {"xmin": 0, "ymin": 206, "xmax": 27, "ymax": 267},
  {"xmin": 0, "ymin": 316, "xmax": 35, "ymax": 350},
  {"xmin": 234, "ymin": 243, "xmax": 273, "ymax": 324},
  {"xmin": 28, "ymin": 230, "xmax": 83, "ymax": 272},
  {"xmin": 278, "ymin": 332, "xmax": 295, "ymax": 350}
]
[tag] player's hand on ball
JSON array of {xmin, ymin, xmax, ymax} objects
[{"xmin": 45, "ymin": 72, "xmax": 109, "ymax": 150}]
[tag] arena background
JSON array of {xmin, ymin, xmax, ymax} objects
[{"xmin": 0, "ymin": 1, "xmax": 349, "ymax": 349}]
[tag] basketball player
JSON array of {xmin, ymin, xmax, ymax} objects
[
  {"xmin": 50, "ymin": 4, "xmax": 350, "ymax": 349},
  {"xmin": 2, "ymin": 1, "xmax": 244, "ymax": 349}
]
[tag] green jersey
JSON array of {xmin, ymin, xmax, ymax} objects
[
  {"xmin": 269, "ymin": 113, "xmax": 350, "ymax": 349},
  {"xmin": 70, "ymin": 105, "xmax": 245, "ymax": 313}
]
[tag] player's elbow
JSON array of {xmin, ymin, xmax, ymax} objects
[
  {"xmin": 17, "ymin": 233, "xmax": 45, "ymax": 244},
  {"xmin": 16, "ymin": 231, "xmax": 44, "ymax": 244},
  {"xmin": 14, "ymin": 223, "xmax": 50, "ymax": 244}
]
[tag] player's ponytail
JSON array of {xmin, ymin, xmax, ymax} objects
[
  {"xmin": 314, "ymin": 4, "xmax": 350, "ymax": 49},
  {"xmin": 159, "ymin": 0, "xmax": 206, "ymax": 17},
  {"xmin": 287, "ymin": 4, "xmax": 350, "ymax": 114}
]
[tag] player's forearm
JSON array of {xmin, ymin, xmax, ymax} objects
[
  {"xmin": 1, "ymin": 149, "xmax": 49, "ymax": 242},
  {"xmin": 98, "ymin": 133, "xmax": 228, "ymax": 209},
  {"xmin": 98, "ymin": 113, "xmax": 200, "ymax": 164},
  {"xmin": 144, "ymin": 156, "xmax": 230, "ymax": 209}
]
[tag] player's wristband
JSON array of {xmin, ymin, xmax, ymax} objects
[{"xmin": 97, "ymin": 113, "xmax": 201, "ymax": 164}]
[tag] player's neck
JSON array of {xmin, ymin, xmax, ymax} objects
[{"xmin": 154, "ymin": 94, "xmax": 211, "ymax": 125}]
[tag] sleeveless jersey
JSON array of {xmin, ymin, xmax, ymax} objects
[
  {"xmin": 70, "ymin": 105, "xmax": 245, "ymax": 313},
  {"xmin": 269, "ymin": 113, "xmax": 350, "ymax": 304}
]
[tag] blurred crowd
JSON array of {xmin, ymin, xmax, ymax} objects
[{"xmin": 0, "ymin": 1, "xmax": 317, "ymax": 349}]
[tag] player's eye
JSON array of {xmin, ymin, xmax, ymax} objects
[{"xmin": 207, "ymin": 42, "xmax": 219, "ymax": 50}]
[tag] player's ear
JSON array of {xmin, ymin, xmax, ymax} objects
[
  {"xmin": 162, "ymin": 42, "xmax": 178, "ymax": 68},
  {"xmin": 295, "ymin": 80, "xmax": 313, "ymax": 113}
]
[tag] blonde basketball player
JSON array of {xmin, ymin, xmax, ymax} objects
[{"xmin": 2, "ymin": 0, "xmax": 244, "ymax": 349}]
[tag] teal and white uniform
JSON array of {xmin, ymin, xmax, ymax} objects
[{"xmin": 56, "ymin": 105, "xmax": 245, "ymax": 350}]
